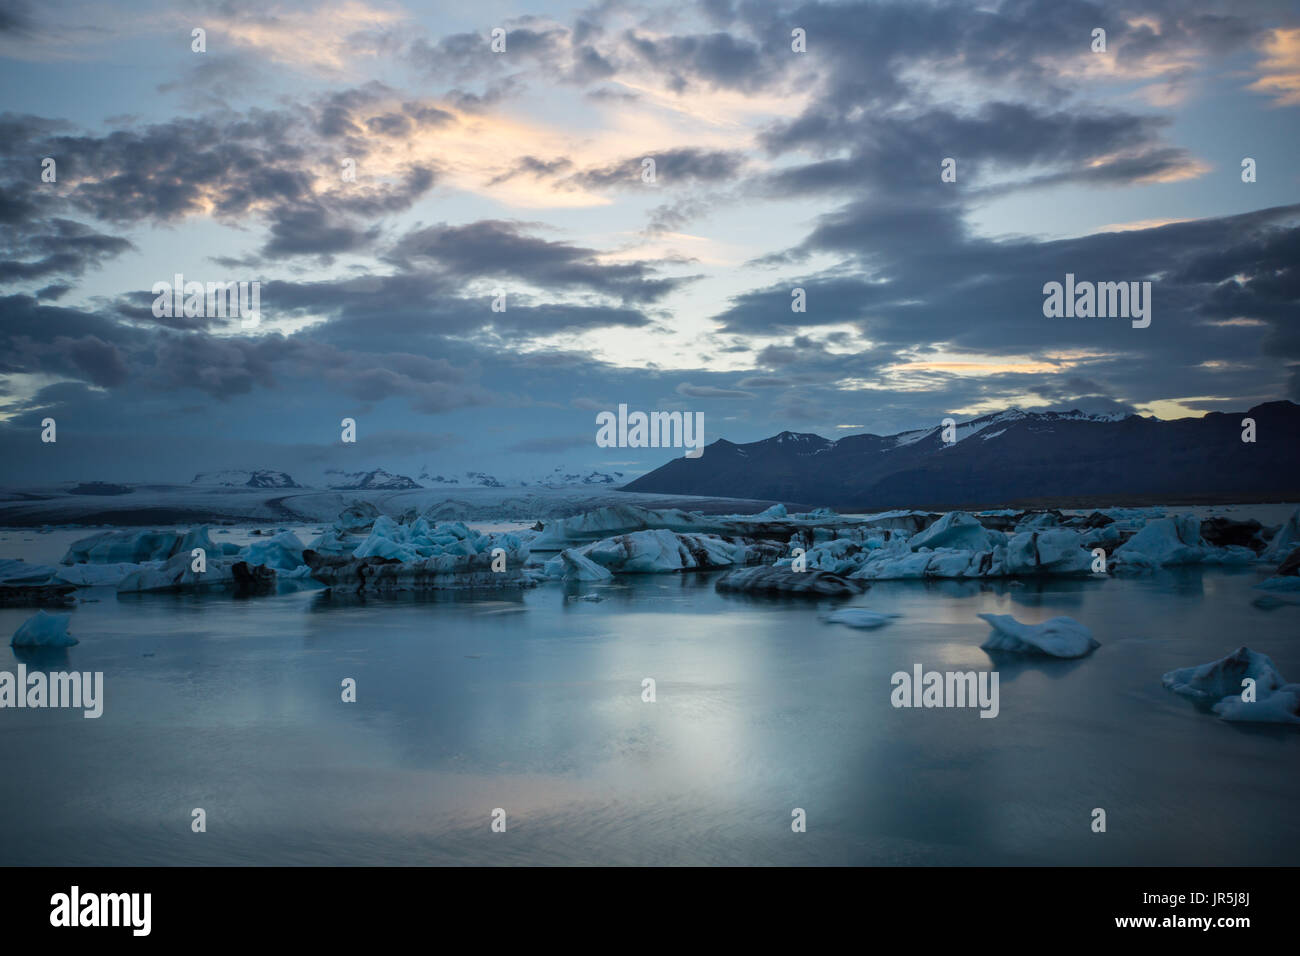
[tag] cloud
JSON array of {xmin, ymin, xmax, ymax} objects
[
  {"xmin": 1248, "ymin": 27, "xmax": 1300, "ymax": 105},
  {"xmin": 675, "ymin": 381, "xmax": 757, "ymax": 399},
  {"xmin": 507, "ymin": 434, "xmax": 593, "ymax": 453}
]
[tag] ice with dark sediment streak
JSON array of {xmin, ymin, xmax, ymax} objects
[
  {"xmin": 978, "ymin": 613, "xmax": 1099, "ymax": 658},
  {"xmin": 544, "ymin": 529, "xmax": 749, "ymax": 578},
  {"xmin": 716, "ymin": 566, "xmax": 864, "ymax": 596},
  {"xmin": 303, "ymin": 511, "xmax": 533, "ymax": 591}
]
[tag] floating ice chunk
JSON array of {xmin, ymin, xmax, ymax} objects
[
  {"xmin": 1200, "ymin": 545, "xmax": 1258, "ymax": 566},
  {"xmin": 754, "ymin": 503, "xmax": 788, "ymax": 518},
  {"xmin": 0, "ymin": 559, "xmax": 58, "ymax": 585},
  {"xmin": 11, "ymin": 610, "xmax": 77, "ymax": 647},
  {"xmin": 1162, "ymin": 647, "xmax": 1300, "ymax": 723},
  {"xmin": 978, "ymin": 613, "xmax": 1099, "ymax": 658},
  {"xmin": 1113, "ymin": 516, "xmax": 1206, "ymax": 567},
  {"xmin": 117, "ymin": 552, "xmax": 235, "ymax": 592},
  {"xmin": 1213, "ymin": 686, "xmax": 1300, "ymax": 723},
  {"xmin": 1255, "ymin": 576, "xmax": 1300, "ymax": 592},
  {"xmin": 1264, "ymin": 507, "xmax": 1300, "ymax": 561},
  {"xmin": 1014, "ymin": 511, "xmax": 1063, "ymax": 531},
  {"xmin": 61, "ymin": 527, "xmax": 215, "ymax": 565},
  {"xmin": 1161, "ymin": 646, "xmax": 1285, "ymax": 702},
  {"xmin": 909, "ymin": 512, "xmax": 992, "ymax": 552},
  {"xmin": 824, "ymin": 607, "xmax": 899, "ymax": 629},
  {"xmin": 54, "ymin": 563, "xmax": 140, "ymax": 587},
  {"xmin": 572, "ymin": 529, "xmax": 745, "ymax": 574},
  {"xmin": 1001, "ymin": 530, "xmax": 1093, "ymax": 575},
  {"xmin": 551, "ymin": 550, "xmax": 613, "ymax": 581},
  {"xmin": 240, "ymin": 531, "xmax": 306, "ymax": 570},
  {"xmin": 716, "ymin": 566, "xmax": 863, "ymax": 596}
]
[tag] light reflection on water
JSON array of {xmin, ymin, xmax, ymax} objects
[{"xmin": 1, "ymin": 560, "xmax": 1297, "ymax": 865}]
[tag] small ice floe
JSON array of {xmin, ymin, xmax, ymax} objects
[
  {"xmin": 823, "ymin": 607, "xmax": 900, "ymax": 629},
  {"xmin": 977, "ymin": 613, "xmax": 1099, "ymax": 658},
  {"xmin": 11, "ymin": 610, "xmax": 78, "ymax": 647},
  {"xmin": 1255, "ymin": 576, "xmax": 1300, "ymax": 592},
  {"xmin": 1162, "ymin": 646, "xmax": 1300, "ymax": 724},
  {"xmin": 1253, "ymin": 546, "xmax": 1300, "ymax": 592}
]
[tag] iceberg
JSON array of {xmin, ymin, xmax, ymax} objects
[
  {"xmin": 54, "ymin": 563, "xmax": 141, "ymax": 587},
  {"xmin": 303, "ymin": 516, "xmax": 533, "ymax": 591},
  {"xmin": 117, "ymin": 552, "xmax": 236, "ymax": 593},
  {"xmin": 1162, "ymin": 647, "xmax": 1300, "ymax": 724},
  {"xmin": 1263, "ymin": 507, "xmax": 1300, "ymax": 561},
  {"xmin": 555, "ymin": 529, "xmax": 747, "ymax": 575},
  {"xmin": 239, "ymin": 531, "xmax": 306, "ymax": 571},
  {"xmin": 1161, "ymin": 646, "xmax": 1286, "ymax": 702},
  {"xmin": 1003, "ymin": 530, "xmax": 1093, "ymax": 575},
  {"xmin": 909, "ymin": 512, "xmax": 992, "ymax": 552},
  {"xmin": 715, "ymin": 566, "xmax": 864, "ymax": 596},
  {"xmin": 0, "ymin": 559, "xmax": 76, "ymax": 606},
  {"xmin": 11, "ymin": 610, "xmax": 77, "ymax": 647},
  {"xmin": 546, "ymin": 550, "xmax": 613, "ymax": 581},
  {"xmin": 0, "ymin": 559, "xmax": 60, "ymax": 584},
  {"xmin": 1112, "ymin": 516, "xmax": 1206, "ymax": 568},
  {"xmin": 61, "ymin": 526, "xmax": 216, "ymax": 565},
  {"xmin": 977, "ymin": 613, "xmax": 1099, "ymax": 658}
]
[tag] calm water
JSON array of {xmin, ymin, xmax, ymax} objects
[{"xmin": 1, "ymin": 552, "xmax": 1297, "ymax": 865}]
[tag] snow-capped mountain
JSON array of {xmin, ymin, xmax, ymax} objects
[
  {"xmin": 326, "ymin": 468, "xmax": 421, "ymax": 490},
  {"xmin": 415, "ymin": 466, "xmax": 626, "ymax": 489},
  {"xmin": 192, "ymin": 470, "xmax": 301, "ymax": 489},
  {"xmin": 525, "ymin": 466, "xmax": 626, "ymax": 488},
  {"xmin": 622, "ymin": 402, "xmax": 1300, "ymax": 510}
]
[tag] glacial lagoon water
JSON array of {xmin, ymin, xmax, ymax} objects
[{"xmin": 1, "ymin": 526, "xmax": 1297, "ymax": 866}]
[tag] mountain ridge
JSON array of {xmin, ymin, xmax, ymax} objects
[{"xmin": 621, "ymin": 401, "xmax": 1300, "ymax": 510}]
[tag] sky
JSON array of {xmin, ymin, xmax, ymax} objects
[{"xmin": 0, "ymin": 0, "xmax": 1297, "ymax": 485}]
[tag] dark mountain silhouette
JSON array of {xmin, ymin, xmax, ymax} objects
[{"xmin": 621, "ymin": 402, "xmax": 1300, "ymax": 510}]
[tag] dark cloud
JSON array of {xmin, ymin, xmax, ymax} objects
[
  {"xmin": 567, "ymin": 148, "xmax": 745, "ymax": 190},
  {"xmin": 385, "ymin": 220, "xmax": 686, "ymax": 304}
]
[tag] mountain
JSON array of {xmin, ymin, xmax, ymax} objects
[
  {"xmin": 621, "ymin": 402, "xmax": 1300, "ymax": 510},
  {"xmin": 192, "ymin": 469, "xmax": 300, "ymax": 489},
  {"xmin": 524, "ymin": 467, "xmax": 626, "ymax": 488},
  {"xmin": 326, "ymin": 468, "xmax": 421, "ymax": 490},
  {"xmin": 415, "ymin": 466, "xmax": 626, "ymax": 489}
]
